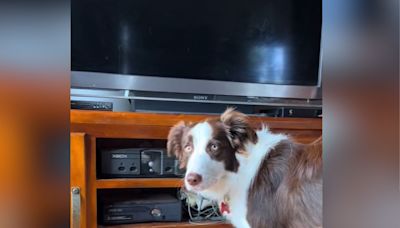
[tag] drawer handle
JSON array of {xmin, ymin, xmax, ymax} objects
[{"xmin": 71, "ymin": 187, "xmax": 81, "ymax": 228}]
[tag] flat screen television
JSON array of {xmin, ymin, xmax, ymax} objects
[{"xmin": 72, "ymin": 0, "xmax": 322, "ymax": 100}]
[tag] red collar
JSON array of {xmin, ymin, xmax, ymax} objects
[{"xmin": 220, "ymin": 201, "xmax": 230, "ymax": 214}]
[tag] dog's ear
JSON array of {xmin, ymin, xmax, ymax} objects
[
  {"xmin": 167, "ymin": 121, "xmax": 189, "ymax": 167},
  {"xmin": 220, "ymin": 108, "xmax": 257, "ymax": 150}
]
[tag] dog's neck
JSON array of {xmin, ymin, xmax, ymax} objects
[
  {"xmin": 197, "ymin": 129, "xmax": 287, "ymax": 228},
  {"xmin": 199, "ymin": 129, "xmax": 288, "ymax": 202},
  {"xmin": 199, "ymin": 173, "xmax": 231, "ymax": 201}
]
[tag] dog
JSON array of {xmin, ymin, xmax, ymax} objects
[{"xmin": 167, "ymin": 108, "xmax": 322, "ymax": 228}]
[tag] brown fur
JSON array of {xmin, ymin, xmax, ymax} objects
[
  {"xmin": 166, "ymin": 121, "xmax": 192, "ymax": 168},
  {"xmin": 206, "ymin": 119, "xmax": 240, "ymax": 172},
  {"xmin": 167, "ymin": 108, "xmax": 258, "ymax": 172},
  {"xmin": 247, "ymin": 138, "xmax": 322, "ymax": 228},
  {"xmin": 220, "ymin": 108, "xmax": 258, "ymax": 151}
]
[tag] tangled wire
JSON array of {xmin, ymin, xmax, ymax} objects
[{"xmin": 177, "ymin": 188, "xmax": 226, "ymax": 225}]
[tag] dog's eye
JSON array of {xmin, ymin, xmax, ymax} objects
[
  {"xmin": 210, "ymin": 144, "xmax": 218, "ymax": 151},
  {"xmin": 184, "ymin": 145, "xmax": 192, "ymax": 153}
]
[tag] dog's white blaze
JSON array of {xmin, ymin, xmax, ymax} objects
[
  {"xmin": 185, "ymin": 122, "xmax": 225, "ymax": 191},
  {"xmin": 225, "ymin": 127, "xmax": 287, "ymax": 228}
]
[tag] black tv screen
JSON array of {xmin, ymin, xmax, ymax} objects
[{"xmin": 72, "ymin": 0, "xmax": 322, "ymax": 86}]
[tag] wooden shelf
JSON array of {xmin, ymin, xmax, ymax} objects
[
  {"xmin": 71, "ymin": 110, "xmax": 322, "ymax": 130},
  {"xmin": 96, "ymin": 178, "xmax": 184, "ymax": 189},
  {"xmin": 99, "ymin": 221, "xmax": 232, "ymax": 228},
  {"xmin": 71, "ymin": 110, "xmax": 322, "ymax": 143}
]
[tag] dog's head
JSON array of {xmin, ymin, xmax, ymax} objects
[{"xmin": 167, "ymin": 108, "xmax": 257, "ymax": 192}]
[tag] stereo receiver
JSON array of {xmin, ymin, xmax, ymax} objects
[{"xmin": 101, "ymin": 148, "xmax": 185, "ymax": 178}]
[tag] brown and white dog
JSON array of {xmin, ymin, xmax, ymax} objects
[{"xmin": 167, "ymin": 108, "xmax": 322, "ymax": 228}]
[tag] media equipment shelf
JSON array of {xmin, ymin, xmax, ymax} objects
[
  {"xmin": 70, "ymin": 110, "xmax": 322, "ymax": 228},
  {"xmin": 96, "ymin": 178, "xmax": 183, "ymax": 189}
]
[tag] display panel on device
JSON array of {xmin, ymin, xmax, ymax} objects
[{"xmin": 72, "ymin": 0, "xmax": 322, "ymax": 99}]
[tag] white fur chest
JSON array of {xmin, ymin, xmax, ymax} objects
[
  {"xmin": 198, "ymin": 129, "xmax": 286, "ymax": 228},
  {"xmin": 222, "ymin": 129, "xmax": 287, "ymax": 228},
  {"xmin": 224, "ymin": 189, "xmax": 251, "ymax": 228}
]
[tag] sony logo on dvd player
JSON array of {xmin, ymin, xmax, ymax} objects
[
  {"xmin": 193, "ymin": 95, "xmax": 208, "ymax": 100},
  {"xmin": 112, "ymin": 154, "xmax": 128, "ymax": 159}
]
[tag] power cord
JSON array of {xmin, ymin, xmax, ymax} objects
[{"xmin": 177, "ymin": 188, "xmax": 226, "ymax": 225}]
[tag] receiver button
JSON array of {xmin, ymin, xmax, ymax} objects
[{"xmin": 151, "ymin": 208, "xmax": 162, "ymax": 217}]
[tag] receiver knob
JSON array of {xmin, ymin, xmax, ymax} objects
[{"xmin": 151, "ymin": 208, "xmax": 162, "ymax": 217}]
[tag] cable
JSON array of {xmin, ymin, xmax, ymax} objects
[{"xmin": 177, "ymin": 187, "xmax": 225, "ymax": 223}]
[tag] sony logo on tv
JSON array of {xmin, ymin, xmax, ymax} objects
[{"xmin": 193, "ymin": 95, "xmax": 208, "ymax": 100}]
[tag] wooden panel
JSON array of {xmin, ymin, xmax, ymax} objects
[
  {"xmin": 71, "ymin": 124, "xmax": 170, "ymax": 139},
  {"xmin": 96, "ymin": 178, "xmax": 183, "ymax": 189},
  {"xmin": 71, "ymin": 110, "xmax": 322, "ymax": 143},
  {"xmin": 99, "ymin": 221, "xmax": 232, "ymax": 228},
  {"xmin": 70, "ymin": 133, "xmax": 87, "ymax": 228},
  {"xmin": 272, "ymin": 129, "xmax": 322, "ymax": 144},
  {"xmin": 71, "ymin": 110, "xmax": 322, "ymax": 130},
  {"xmin": 88, "ymin": 136, "xmax": 97, "ymax": 228},
  {"xmin": 73, "ymin": 124, "xmax": 321, "ymax": 144}
]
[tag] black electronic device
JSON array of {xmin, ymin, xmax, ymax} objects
[
  {"xmin": 100, "ymin": 193, "xmax": 182, "ymax": 225},
  {"xmin": 100, "ymin": 148, "xmax": 185, "ymax": 178},
  {"xmin": 72, "ymin": 0, "xmax": 322, "ymax": 101},
  {"xmin": 283, "ymin": 108, "xmax": 322, "ymax": 118},
  {"xmin": 71, "ymin": 100, "xmax": 113, "ymax": 111}
]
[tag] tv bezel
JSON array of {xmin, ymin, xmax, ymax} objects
[{"xmin": 71, "ymin": 66, "xmax": 321, "ymax": 100}]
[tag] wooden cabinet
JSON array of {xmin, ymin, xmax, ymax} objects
[
  {"xmin": 70, "ymin": 110, "xmax": 322, "ymax": 228},
  {"xmin": 70, "ymin": 133, "xmax": 88, "ymax": 228}
]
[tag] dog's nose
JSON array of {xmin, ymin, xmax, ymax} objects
[{"xmin": 186, "ymin": 172, "xmax": 202, "ymax": 186}]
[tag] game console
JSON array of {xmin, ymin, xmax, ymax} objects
[{"xmin": 100, "ymin": 192, "xmax": 182, "ymax": 225}]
